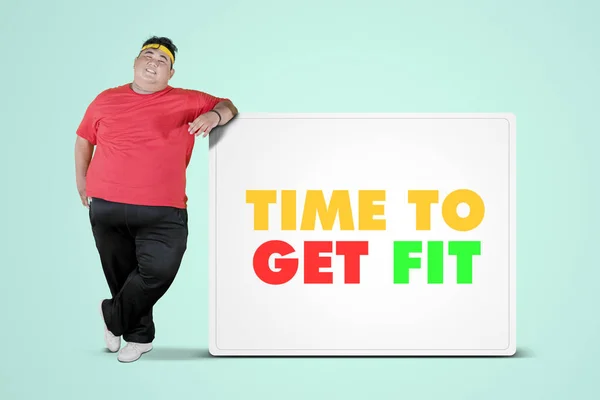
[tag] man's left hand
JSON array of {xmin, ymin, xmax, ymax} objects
[{"xmin": 188, "ymin": 111, "xmax": 220, "ymax": 137}]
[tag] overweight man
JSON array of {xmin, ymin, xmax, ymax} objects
[{"xmin": 74, "ymin": 36, "xmax": 238, "ymax": 362}]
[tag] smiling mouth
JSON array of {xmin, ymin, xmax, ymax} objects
[{"xmin": 145, "ymin": 68, "xmax": 156, "ymax": 74}]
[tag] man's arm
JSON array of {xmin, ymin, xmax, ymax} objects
[
  {"xmin": 75, "ymin": 136, "xmax": 94, "ymax": 208},
  {"xmin": 188, "ymin": 98, "xmax": 239, "ymax": 137},
  {"xmin": 213, "ymin": 99, "xmax": 238, "ymax": 126}
]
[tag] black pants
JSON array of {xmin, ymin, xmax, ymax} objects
[{"xmin": 89, "ymin": 197, "xmax": 188, "ymax": 343}]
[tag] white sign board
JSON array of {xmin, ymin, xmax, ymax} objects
[{"xmin": 208, "ymin": 113, "xmax": 516, "ymax": 356}]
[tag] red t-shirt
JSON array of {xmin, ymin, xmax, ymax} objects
[{"xmin": 76, "ymin": 84, "xmax": 228, "ymax": 209}]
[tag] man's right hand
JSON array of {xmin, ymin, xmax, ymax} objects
[
  {"xmin": 74, "ymin": 135, "xmax": 94, "ymax": 209},
  {"xmin": 77, "ymin": 177, "xmax": 88, "ymax": 208}
]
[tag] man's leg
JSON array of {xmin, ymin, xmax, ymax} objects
[
  {"xmin": 100, "ymin": 204, "xmax": 188, "ymax": 362},
  {"xmin": 90, "ymin": 198, "xmax": 155, "ymax": 349},
  {"xmin": 123, "ymin": 308, "xmax": 155, "ymax": 344}
]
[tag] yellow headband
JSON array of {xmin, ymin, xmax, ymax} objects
[{"xmin": 140, "ymin": 44, "xmax": 175, "ymax": 64}]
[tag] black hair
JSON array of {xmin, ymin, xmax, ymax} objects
[{"xmin": 140, "ymin": 36, "xmax": 178, "ymax": 68}]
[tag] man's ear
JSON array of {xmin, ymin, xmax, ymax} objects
[{"xmin": 169, "ymin": 68, "xmax": 175, "ymax": 79}]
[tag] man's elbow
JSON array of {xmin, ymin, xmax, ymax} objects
[
  {"xmin": 220, "ymin": 99, "xmax": 238, "ymax": 117},
  {"xmin": 230, "ymin": 102, "xmax": 239, "ymax": 116}
]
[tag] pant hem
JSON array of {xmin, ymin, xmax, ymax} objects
[{"xmin": 123, "ymin": 335, "xmax": 154, "ymax": 344}]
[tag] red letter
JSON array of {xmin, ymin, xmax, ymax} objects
[
  {"xmin": 253, "ymin": 240, "xmax": 298, "ymax": 285},
  {"xmin": 304, "ymin": 241, "xmax": 333, "ymax": 284},
  {"xmin": 336, "ymin": 241, "xmax": 369, "ymax": 284}
]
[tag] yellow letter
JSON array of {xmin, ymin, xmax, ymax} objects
[
  {"xmin": 301, "ymin": 190, "xmax": 354, "ymax": 231},
  {"xmin": 442, "ymin": 189, "xmax": 485, "ymax": 231},
  {"xmin": 358, "ymin": 190, "xmax": 386, "ymax": 230},
  {"xmin": 408, "ymin": 190, "xmax": 438, "ymax": 230},
  {"xmin": 246, "ymin": 190, "xmax": 276, "ymax": 230},
  {"xmin": 281, "ymin": 190, "xmax": 296, "ymax": 230}
]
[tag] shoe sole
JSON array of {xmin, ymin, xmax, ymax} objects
[{"xmin": 118, "ymin": 347, "xmax": 153, "ymax": 363}]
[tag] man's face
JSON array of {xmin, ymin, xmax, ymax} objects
[{"xmin": 133, "ymin": 47, "xmax": 174, "ymax": 88}]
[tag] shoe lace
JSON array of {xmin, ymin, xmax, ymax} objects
[{"xmin": 126, "ymin": 342, "xmax": 147, "ymax": 351}]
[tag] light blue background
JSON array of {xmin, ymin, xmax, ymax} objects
[{"xmin": 1, "ymin": 0, "xmax": 598, "ymax": 399}]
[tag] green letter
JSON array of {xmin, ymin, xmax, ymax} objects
[
  {"xmin": 448, "ymin": 241, "xmax": 481, "ymax": 284},
  {"xmin": 427, "ymin": 241, "xmax": 444, "ymax": 284},
  {"xmin": 393, "ymin": 241, "xmax": 422, "ymax": 284}
]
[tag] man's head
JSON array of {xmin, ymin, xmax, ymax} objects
[{"xmin": 132, "ymin": 36, "xmax": 178, "ymax": 92}]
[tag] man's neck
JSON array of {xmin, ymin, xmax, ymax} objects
[{"xmin": 130, "ymin": 82, "xmax": 166, "ymax": 94}]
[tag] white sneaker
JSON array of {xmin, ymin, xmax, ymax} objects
[
  {"xmin": 117, "ymin": 342, "xmax": 153, "ymax": 363},
  {"xmin": 99, "ymin": 301, "xmax": 121, "ymax": 352}
]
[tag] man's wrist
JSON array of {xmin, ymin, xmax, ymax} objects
[{"xmin": 207, "ymin": 109, "xmax": 222, "ymax": 125}]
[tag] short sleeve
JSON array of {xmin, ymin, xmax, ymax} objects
[
  {"xmin": 76, "ymin": 99, "xmax": 100, "ymax": 145},
  {"xmin": 194, "ymin": 90, "xmax": 231, "ymax": 115}
]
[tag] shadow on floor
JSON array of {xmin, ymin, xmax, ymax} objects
[{"xmin": 122, "ymin": 347, "xmax": 534, "ymax": 361}]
